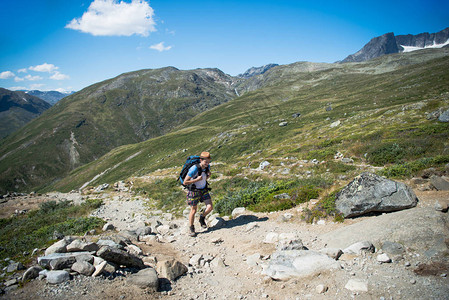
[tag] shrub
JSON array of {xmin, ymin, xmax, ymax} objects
[{"xmin": 302, "ymin": 190, "xmax": 344, "ymax": 223}]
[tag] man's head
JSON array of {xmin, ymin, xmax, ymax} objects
[{"xmin": 200, "ymin": 151, "xmax": 211, "ymax": 168}]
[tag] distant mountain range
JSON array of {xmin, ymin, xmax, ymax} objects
[
  {"xmin": 342, "ymin": 27, "xmax": 449, "ymax": 63},
  {"xmin": 0, "ymin": 88, "xmax": 51, "ymax": 139},
  {"xmin": 22, "ymin": 90, "xmax": 74, "ymax": 105}
]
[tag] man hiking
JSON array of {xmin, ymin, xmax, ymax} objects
[{"xmin": 183, "ymin": 152, "xmax": 213, "ymax": 237}]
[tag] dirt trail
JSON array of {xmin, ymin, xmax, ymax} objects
[{"xmin": 3, "ymin": 189, "xmax": 449, "ymax": 300}]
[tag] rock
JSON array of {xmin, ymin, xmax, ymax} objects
[
  {"xmin": 96, "ymin": 246, "xmax": 144, "ymax": 269},
  {"xmin": 430, "ymin": 175, "xmax": 449, "ymax": 190},
  {"xmin": 341, "ymin": 158, "xmax": 354, "ymax": 164},
  {"xmin": 102, "ymin": 223, "xmax": 115, "ymax": 231},
  {"xmin": 96, "ymin": 239, "xmax": 123, "ymax": 250},
  {"xmin": 319, "ymin": 248, "xmax": 343, "ymax": 260},
  {"xmin": 156, "ymin": 225, "xmax": 171, "ymax": 235},
  {"xmin": 381, "ymin": 241, "xmax": 405, "ymax": 255},
  {"xmin": 94, "ymin": 183, "xmax": 109, "ymax": 192},
  {"xmin": 44, "ymin": 237, "xmax": 74, "ymax": 256},
  {"xmin": 140, "ymin": 235, "xmax": 159, "ymax": 244},
  {"xmin": 46, "ymin": 270, "xmax": 70, "ymax": 284},
  {"xmin": 276, "ymin": 238, "xmax": 305, "ymax": 251},
  {"xmin": 92, "ymin": 261, "xmax": 107, "ymax": 277},
  {"xmin": 210, "ymin": 257, "xmax": 226, "ymax": 269},
  {"xmin": 210, "ymin": 217, "xmax": 226, "ymax": 228},
  {"xmin": 136, "ymin": 226, "xmax": 152, "ymax": 237},
  {"xmin": 335, "ymin": 172, "xmax": 418, "ymax": 218},
  {"xmin": 231, "ymin": 207, "xmax": 246, "ymax": 218},
  {"xmin": 345, "ymin": 279, "xmax": 368, "ymax": 292},
  {"xmin": 316, "ymin": 284, "xmax": 328, "ymax": 294},
  {"xmin": 343, "ymin": 241, "xmax": 375, "ymax": 254},
  {"xmin": 189, "ymin": 254, "xmax": 203, "ymax": 267},
  {"xmin": 377, "ymin": 253, "xmax": 392, "ymax": 263},
  {"xmin": 279, "ymin": 122, "xmax": 288, "ymax": 127},
  {"xmin": 118, "ymin": 230, "xmax": 138, "ymax": 241},
  {"xmin": 435, "ymin": 199, "xmax": 449, "ymax": 212},
  {"xmin": 66, "ymin": 239, "xmax": 99, "ymax": 252},
  {"xmin": 22, "ymin": 266, "xmax": 43, "ymax": 281},
  {"xmin": 321, "ymin": 207, "xmax": 449, "ymax": 258},
  {"xmin": 38, "ymin": 252, "xmax": 94, "ymax": 270},
  {"xmin": 4, "ymin": 279, "xmax": 18, "ymax": 287},
  {"xmin": 330, "ymin": 120, "xmax": 341, "ymax": 128},
  {"xmin": 7, "ymin": 261, "xmax": 25, "ymax": 272},
  {"xmin": 274, "ymin": 193, "xmax": 290, "ymax": 200},
  {"xmin": 258, "ymin": 161, "xmax": 270, "ymax": 170},
  {"xmin": 262, "ymin": 250, "xmax": 340, "ymax": 281},
  {"xmin": 127, "ymin": 268, "xmax": 159, "ymax": 291},
  {"xmin": 292, "ymin": 113, "xmax": 301, "ymax": 118},
  {"xmin": 264, "ymin": 232, "xmax": 279, "ymax": 244},
  {"xmin": 71, "ymin": 261, "xmax": 95, "ymax": 276},
  {"xmin": 438, "ymin": 109, "xmax": 449, "ymax": 122},
  {"xmin": 126, "ymin": 244, "xmax": 143, "ymax": 256},
  {"xmin": 156, "ymin": 259, "xmax": 188, "ymax": 281},
  {"xmin": 246, "ymin": 253, "xmax": 261, "ymax": 267}
]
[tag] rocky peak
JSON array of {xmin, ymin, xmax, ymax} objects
[{"xmin": 237, "ymin": 63, "xmax": 279, "ymax": 78}]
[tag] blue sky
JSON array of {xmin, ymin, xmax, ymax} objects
[{"xmin": 0, "ymin": 0, "xmax": 448, "ymax": 92}]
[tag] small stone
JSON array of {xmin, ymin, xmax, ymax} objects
[
  {"xmin": 345, "ymin": 279, "xmax": 368, "ymax": 292},
  {"xmin": 410, "ymin": 279, "xmax": 416, "ymax": 284},
  {"xmin": 316, "ymin": 284, "xmax": 328, "ymax": 294},
  {"xmin": 405, "ymin": 262, "xmax": 411, "ymax": 267},
  {"xmin": 377, "ymin": 253, "xmax": 392, "ymax": 263}
]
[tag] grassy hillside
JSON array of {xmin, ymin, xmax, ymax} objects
[
  {"xmin": 0, "ymin": 67, "xmax": 239, "ymax": 193},
  {"xmin": 49, "ymin": 49, "xmax": 449, "ymax": 194}
]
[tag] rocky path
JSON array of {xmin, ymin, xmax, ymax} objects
[{"xmin": 3, "ymin": 188, "xmax": 449, "ymax": 300}]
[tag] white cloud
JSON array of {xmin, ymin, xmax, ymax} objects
[
  {"xmin": 29, "ymin": 63, "xmax": 58, "ymax": 73},
  {"xmin": 66, "ymin": 0, "xmax": 156, "ymax": 37},
  {"xmin": 9, "ymin": 86, "xmax": 27, "ymax": 91},
  {"xmin": 18, "ymin": 68, "xmax": 28, "ymax": 73},
  {"xmin": 150, "ymin": 42, "xmax": 172, "ymax": 52},
  {"xmin": 0, "ymin": 71, "xmax": 15, "ymax": 79},
  {"xmin": 50, "ymin": 72, "xmax": 70, "ymax": 80},
  {"xmin": 14, "ymin": 77, "xmax": 25, "ymax": 82},
  {"xmin": 54, "ymin": 88, "xmax": 68, "ymax": 93},
  {"xmin": 25, "ymin": 75, "xmax": 43, "ymax": 81}
]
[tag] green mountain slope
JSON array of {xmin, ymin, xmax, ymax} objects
[
  {"xmin": 0, "ymin": 67, "xmax": 239, "ymax": 193},
  {"xmin": 0, "ymin": 88, "xmax": 51, "ymax": 139},
  {"xmin": 49, "ymin": 49, "xmax": 449, "ymax": 193}
]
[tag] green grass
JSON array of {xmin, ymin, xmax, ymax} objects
[{"xmin": 0, "ymin": 199, "xmax": 104, "ymax": 263}]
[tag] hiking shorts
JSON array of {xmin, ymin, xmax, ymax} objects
[{"xmin": 186, "ymin": 189, "xmax": 212, "ymax": 207}]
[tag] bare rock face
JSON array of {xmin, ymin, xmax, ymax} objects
[{"xmin": 335, "ymin": 172, "xmax": 418, "ymax": 218}]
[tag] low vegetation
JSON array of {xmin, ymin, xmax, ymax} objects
[{"xmin": 0, "ymin": 199, "xmax": 104, "ymax": 263}]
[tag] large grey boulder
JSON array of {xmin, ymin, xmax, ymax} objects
[
  {"xmin": 261, "ymin": 250, "xmax": 340, "ymax": 281},
  {"xmin": 66, "ymin": 239, "xmax": 99, "ymax": 252},
  {"xmin": 156, "ymin": 259, "xmax": 188, "ymax": 281},
  {"xmin": 22, "ymin": 266, "xmax": 43, "ymax": 281},
  {"xmin": 430, "ymin": 175, "xmax": 449, "ymax": 191},
  {"xmin": 320, "ymin": 207, "xmax": 449, "ymax": 258},
  {"xmin": 335, "ymin": 172, "xmax": 418, "ymax": 217},
  {"xmin": 96, "ymin": 246, "xmax": 144, "ymax": 269},
  {"xmin": 127, "ymin": 268, "xmax": 159, "ymax": 291}
]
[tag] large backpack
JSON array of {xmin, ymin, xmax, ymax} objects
[{"xmin": 177, "ymin": 155, "xmax": 210, "ymax": 190}]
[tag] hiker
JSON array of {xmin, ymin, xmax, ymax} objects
[{"xmin": 183, "ymin": 152, "xmax": 213, "ymax": 237}]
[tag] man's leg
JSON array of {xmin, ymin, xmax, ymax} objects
[
  {"xmin": 189, "ymin": 205, "xmax": 197, "ymax": 226},
  {"xmin": 199, "ymin": 196, "xmax": 213, "ymax": 228}
]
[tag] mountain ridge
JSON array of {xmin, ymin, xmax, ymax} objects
[
  {"xmin": 0, "ymin": 88, "xmax": 51, "ymax": 140},
  {"xmin": 342, "ymin": 27, "xmax": 449, "ymax": 63}
]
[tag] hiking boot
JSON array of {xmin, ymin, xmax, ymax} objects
[
  {"xmin": 199, "ymin": 215, "xmax": 207, "ymax": 228},
  {"xmin": 189, "ymin": 225, "xmax": 196, "ymax": 237}
]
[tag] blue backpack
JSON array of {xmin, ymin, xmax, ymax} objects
[{"xmin": 178, "ymin": 155, "xmax": 210, "ymax": 189}]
